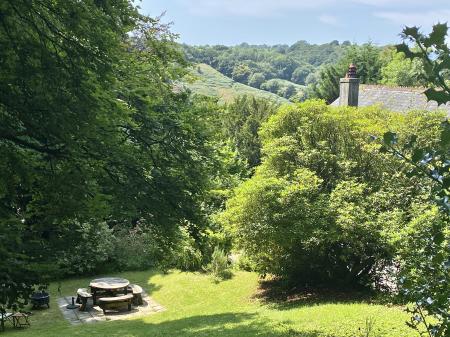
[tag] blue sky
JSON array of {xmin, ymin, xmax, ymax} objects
[{"xmin": 137, "ymin": 0, "xmax": 450, "ymax": 46}]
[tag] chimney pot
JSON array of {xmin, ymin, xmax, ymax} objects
[
  {"xmin": 339, "ymin": 64, "xmax": 360, "ymax": 107},
  {"xmin": 346, "ymin": 63, "xmax": 357, "ymax": 78}
]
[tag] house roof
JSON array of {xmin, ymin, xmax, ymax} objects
[{"xmin": 331, "ymin": 85, "xmax": 450, "ymax": 115}]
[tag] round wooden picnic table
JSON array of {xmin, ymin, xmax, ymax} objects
[
  {"xmin": 90, "ymin": 277, "xmax": 130, "ymax": 290},
  {"xmin": 90, "ymin": 277, "xmax": 130, "ymax": 305}
]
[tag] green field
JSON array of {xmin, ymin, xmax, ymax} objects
[
  {"xmin": 182, "ymin": 63, "xmax": 290, "ymax": 104},
  {"xmin": 4, "ymin": 270, "xmax": 414, "ymax": 337}
]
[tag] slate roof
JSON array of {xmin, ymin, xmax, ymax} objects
[{"xmin": 331, "ymin": 85, "xmax": 450, "ymax": 115}]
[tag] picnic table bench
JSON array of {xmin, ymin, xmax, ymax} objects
[
  {"xmin": 98, "ymin": 294, "xmax": 133, "ymax": 313},
  {"xmin": 128, "ymin": 284, "xmax": 143, "ymax": 306},
  {"xmin": 76, "ymin": 288, "xmax": 92, "ymax": 311}
]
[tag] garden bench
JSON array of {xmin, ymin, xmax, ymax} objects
[
  {"xmin": 98, "ymin": 294, "xmax": 133, "ymax": 314},
  {"xmin": 127, "ymin": 284, "xmax": 143, "ymax": 306},
  {"xmin": 11, "ymin": 313, "xmax": 30, "ymax": 328},
  {"xmin": 76, "ymin": 288, "xmax": 92, "ymax": 311}
]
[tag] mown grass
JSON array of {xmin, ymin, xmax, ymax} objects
[
  {"xmin": 2, "ymin": 270, "xmax": 414, "ymax": 337},
  {"xmin": 184, "ymin": 63, "xmax": 290, "ymax": 104}
]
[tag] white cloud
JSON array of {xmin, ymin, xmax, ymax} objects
[
  {"xmin": 375, "ymin": 10, "xmax": 450, "ymax": 27},
  {"xmin": 178, "ymin": 0, "xmax": 450, "ymax": 18},
  {"xmin": 179, "ymin": 0, "xmax": 336, "ymax": 17},
  {"xmin": 352, "ymin": 0, "xmax": 428, "ymax": 6},
  {"xmin": 318, "ymin": 14, "xmax": 340, "ymax": 26}
]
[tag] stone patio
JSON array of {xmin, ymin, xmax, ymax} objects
[{"xmin": 57, "ymin": 293, "xmax": 165, "ymax": 325}]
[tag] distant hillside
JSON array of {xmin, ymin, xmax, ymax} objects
[
  {"xmin": 182, "ymin": 63, "xmax": 290, "ymax": 104},
  {"xmin": 181, "ymin": 41, "xmax": 348, "ymax": 100}
]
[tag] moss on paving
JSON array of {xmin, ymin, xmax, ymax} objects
[{"xmin": 4, "ymin": 270, "xmax": 414, "ymax": 337}]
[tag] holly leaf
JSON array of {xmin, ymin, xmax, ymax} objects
[
  {"xmin": 383, "ymin": 131, "xmax": 398, "ymax": 146},
  {"xmin": 424, "ymin": 88, "xmax": 450, "ymax": 106},
  {"xmin": 412, "ymin": 148, "xmax": 425, "ymax": 163},
  {"xmin": 402, "ymin": 26, "xmax": 421, "ymax": 40},
  {"xmin": 396, "ymin": 43, "xmax": 419, "ymax": 59},
  {"xmin": 443, "ymin": 176, "xmax": 450, "ymax": 189},
  {"xmin": 440, "ymin": 122, "xmax": 450, "ymax": 147},
  {"xmin": 436, "ymin": 55, "xmax": 450, "ymax": 72},
  {"xmin": 426, "ymin": 22, "xmax": 448, "ymax": 47}
]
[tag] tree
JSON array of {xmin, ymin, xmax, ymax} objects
[
  {"xmin": 222, "ymin": 96, "xmax": 278, "ymax": 170},
  {"xmin": 232, "ymin": 63, "xmax": 252, "ymax": 84},
  {"xmin": 380, "ymin": 48, "xmax": 426, "ymax": 87},
  {"xmin": 248, "ymin": 73, "xmax": 266, "ymax": 88},
  {"xmin": 261, "ymin": 80, "xmax": 282, "ymax": 94},
  {"xmin": 0, "ymin": 0, "xmax": 217, "ymax": 311},
  {"xmin": 307, "ymin": 64, "xmax": 343, "ymax": 103},
  {"xmin": 309, "ymin": 43, "xmax": 386, "ymax": 103},
  {"xmin": 380, "ymin": 23, "xmax": 450, "ymax": 337},
  {"xmin": 291, "ymin": 64, "xmax": 314, "ymax": 84},
  {"xmin": 282, "ymin": 84, "xmax": 296, "ymax": 99},
  {"xmin": 221, "ymin": 100, "xmax": 441, "ymax": 287}
]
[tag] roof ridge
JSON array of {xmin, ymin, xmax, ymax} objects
[{"xmin": 360, "ymin": 84, "xmax": 426, "ymax": 92}]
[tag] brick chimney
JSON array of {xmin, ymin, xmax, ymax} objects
[{"xmin": 339, "ymin": 64, "xmax": 359, "ymax": 107}]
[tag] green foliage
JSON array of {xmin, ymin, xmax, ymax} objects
[
  {"xmin": 221, "ymin": 100, "xmax": 441, "ymax": 287},
  {"xmin": 380, "ymin": 23, "xmax": 450, "ymax": 337},
  {"xmin": 395, "ymin": 207, "xmax": 449, "ymax": 336},
  {"xmin": 380, "ymin": 48, "xmax": 426, "ymax": 87},
  {"xmin": 0, "ymin": 0, "xmax": 219, "ymax": 310},
  {"xmin": 172, "ymin": 227, "xmax": 204, "ymax": 272},
  {"xmin": 307, "ymin": 64, "xmax": 343, "ymax": 103},
  {"xmin": 308, "ymin": 43, "xmax": 386, "ymax": 103},
  {"xmin": 261, "ymin": 79, "xmax": 305, "ymax": 100},
  {"xmin": 182, "ymin": 41, "xmax": 347, "ymax": 99},
  {"xmin": 234, "ymin": 252, "xmax": 257, "ymax": 272},
  {"xmin": 291, "ymin": 64, "xmax": 315, "ymax": 85},
  {"xmin": 358, "ymin": 317, "xmax": 377, "ymax": 337},
  {"xmin": 232, "ymin": 64, "xmax": 253, "ymax": 83},
  {"xmin": 184, "ymin": 63, "xmax": 289, "ymax": 104},
  {"xmin": 397, "ymin": 23, "xmax": 450, "ymax": 105},
  {"xmin": 110, "ymin": 227, "xmax": 170, "ymax": 272},
  {"xmin": 248, "ymin": 72, "xmax": 266, "ymax": 88},
  {"xmin": 222, "ymin": 95, "xmax": 279, "ymax": 169},
  {"xmin": 58, "ymin": 221, "xmax": 115, "ymax": 275},
  {"xmin": 206, "ymin": 247, "xmax": 231, "ymax": 280}
]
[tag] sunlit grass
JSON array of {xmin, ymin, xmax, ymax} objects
[{"xmin": 3, "ymin": 270, "xmax": 414, "ymax": 337}]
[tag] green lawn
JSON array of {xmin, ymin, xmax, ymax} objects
[{"xmin": 3, "ymin": 270, "xmax": 414, "ymax": 337}]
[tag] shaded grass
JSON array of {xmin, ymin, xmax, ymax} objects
[{"xmin": 2, "ymin": 270, "xmax": 414, "ymax": 337}]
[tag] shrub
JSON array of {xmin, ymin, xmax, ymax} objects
[
  {"xmin": 172, "ymin": 227, "xmax": 203, "ymax": 271},
  {"xmin": 206, "ymin": 247, "xmax": 231, "ymax": 280},
  {"xmin": 234, "ymin": 251, "xmax": 256, "ymax": 272},
  {"xmin": 112, "ymin": 227, "xmax": 165, "ymax": 271},
  {"xmin": 112, "ymin": 225, "xmax": 203, "ymax": 272},
  {"xmin": 58, "ymin": 221, "xmax": 115, "ymax": 275},
  {"xmin": 220, "ymin": 100, "xmax": 441, "ymax": 287}
]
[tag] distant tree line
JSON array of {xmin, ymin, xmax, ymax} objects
[{"xmin": 183, "ymin": 41, "xmax": 427, "ymax": 103}]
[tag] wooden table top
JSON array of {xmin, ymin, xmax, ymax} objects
[{"xmin": 90, "ymin": 277, "xmax": 130, "ymax": 290}]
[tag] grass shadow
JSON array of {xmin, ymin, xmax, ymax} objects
[
  {"xmin": 73, "ymin": 312, "xmax": 325, "ymax": 337},
  {"xmin": 253, "ymin": 278, "xmax": 385, "ymax": 311}
]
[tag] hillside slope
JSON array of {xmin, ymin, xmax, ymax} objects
[{"xmin": 183, "ymin": 64, "xmax": 290, "ymax": 104}]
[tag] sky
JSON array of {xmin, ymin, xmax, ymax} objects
[{"xmin": 137, "ymin": 0, "xmax": 450, "ymax": 46}]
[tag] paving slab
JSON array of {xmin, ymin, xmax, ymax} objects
[{"xmin": 57, "ymin": 292, "xmax": 165, "ymax": 325}]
